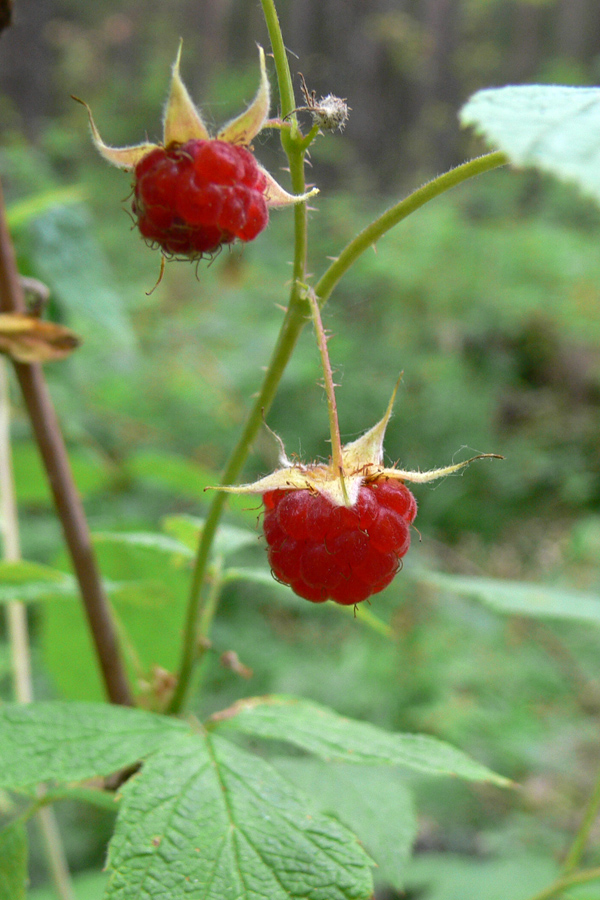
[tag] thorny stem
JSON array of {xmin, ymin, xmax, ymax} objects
[
  {"xmin": 0, "ymin": 178, "xmax": 133, "ymax": 706},
  {"xmin": 306, "ymin": 289, "xmax": 347, "ymax": 501},
  {"xmin": 314, "ymin": 151, "xmax": 507, "ymax": 307},
  {"xmin": 0, "ymin": 358, "xmax": 75, "ymax": 900},
  {"xmin": 169, "ymin": 0, "xmax": 317, "ymax": 714},
  {"xmin": 169, "ymin": 8, "xmax": 508, "ymax": 715},
  {"xmin": 259, "ymin": 0, "xmax": 297, "ymax": 126}
]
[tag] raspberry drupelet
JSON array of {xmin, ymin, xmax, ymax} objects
[
  {"xmin": 75, "ymin": 44, "xmax": 317, "ymax": 260},
  {"xmin": 133, "ymin": 140, "xmax": 269, "ymax": 257},
  {"xmin": 263, "ymin": 479, "xmax": 417, "ymax": 605}
]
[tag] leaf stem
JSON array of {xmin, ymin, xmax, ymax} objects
[
  {"xmin": 0, "ymin": 178, "xmax": 133, "ymax": 706},
  {"xmin": 314, "ymin": 151, "xmax": 507, "ymax": 306},
  {"xmin": 562, "ymin": 761, "xmax": 600, "ymax": 874},
  {"xmin": 259, "ymin": 0, "xmax": 297, "ymax": 125},
  {"xmin": 0, "ymin": 358, "xmax": 75, "ymax": 900},
  {"xmin": 306, "ymin": 289, "xmax": 347, "ymax": 498},
  {"xmin": 169, "ymin": 7, "xmax": 311, "ymax": 713},
  {"xmin": 524, "ymin": 866, "xmax": 600, "ymax": 900}
]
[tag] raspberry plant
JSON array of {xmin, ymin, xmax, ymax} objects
[{"xmin": 3, "ymin": 2, "xmax": 600, "ymax": 900}]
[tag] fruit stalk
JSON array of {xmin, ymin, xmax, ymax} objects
[
  {"xmin": 0, "ymin": 177, "xmax": 133, "ymax": 707},
  {"xmin": 307, "ymin": 288, "xmax": 347, "ymax": 499}
]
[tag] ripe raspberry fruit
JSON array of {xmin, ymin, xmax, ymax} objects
[
  {"xmin": 263, "ymin": 480, "xmax": 417, "ymax": 605},
  {"xmin": 132, "ymin": 140, "xmax": 269, "ymax": 258},
  {"xmin": 211, "ymin": 382, "xmax": 499, "ymax": 609},
  {"xmin": 76, "ymin": 45, "xmax": 318, "ymax": 263}
]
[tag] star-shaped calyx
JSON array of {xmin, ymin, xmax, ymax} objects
[
  {"xmin": 214, "ymin": 385, "xmax": 501, "ymax": 508},
  {"xmin": 75, "ymin": 45, "xmax": 318, "ymax": 259}
]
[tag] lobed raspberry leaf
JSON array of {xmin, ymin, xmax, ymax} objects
[
  {"xmin": 461, "ymin": 85, "xmax": 600, "ymax": 204},
  {"xmin": 275, "ymin": 759, "xmax": 416, "ymax": 892},
  {"xmin": 105, "ymin": 730, "xmax": 374, "ymax": 900},
  {"xmin": 0, "ymin": 821, "xmax": 28, "ymax": 900},
  {"xmin": 0, "ymin": 702, "xmax": 186, "ymax": 788},
  {"xmin": 209, "ymin": 695, "xmax": 511, "ymax": 786},
  {"xmin": 163, "ymin": 41, "xmax": 210, "ymax": 145}
]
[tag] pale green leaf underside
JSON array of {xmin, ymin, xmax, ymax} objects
[
  {"xmin": 0, "ymin": 821, "xmax": 28, "ymax": 900},
  {"xmin": 412, "ymin": 569, "xmax": 600, "ymax": 625},
  {"xmin": 0, "ymin": 702, "xmax": 186, "ymax": 788},
  {"xmin": 211, "ymin": 696, "xmax": 510, "ymax": 786},
  {"xmin": 461, "ymin": 85, "xmax": 600, "ymax": 201},
  {"xmin": 105, "ymin": 731, "xmax": 373, "ymax": 900},
  {"xmin": 0, "ymin": 560, "xmax": 76, "ymax": 603}
]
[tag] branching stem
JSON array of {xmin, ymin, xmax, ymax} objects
[{"xmin": 169, "ymin": 2, "xmax": 508, "ymax": 715}]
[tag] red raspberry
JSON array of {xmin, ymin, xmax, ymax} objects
[
  {"xmin": 262, "ymin": 479, "xmax": 417, "ymax": 606},
  {"xmin": 132, "ymin": 139, "xmax": 269, "ymax": 258}
]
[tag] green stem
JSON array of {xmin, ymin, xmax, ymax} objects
[
  {"xmin": 169, "ymin": 4, "xmax": 310, "ymax": 712},
  {"xmin": 524, "ymin": 866, "xmax": 600, "ymax": 900},
  {"xmin": 314, "ymin": 151, "xmax": 507, "ymax": 306},
  {"xmin": 259, "ymin": 0, "xmax": 297, "ymax": 123},
  {"xmin": 562, "ymin": 762, "xmax": 600, "ymax": 874},
  {"xmin": 169, "ymin": 152, "xmax": 508, "ymax": 713},
  {"xmin": 307, "ymin": 290, "xmax": 345, "ymax": 479}
]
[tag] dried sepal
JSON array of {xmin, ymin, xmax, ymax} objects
[
  {"xmin": 163, "ymin": 41, "xmax": 210, "ymax": 146},
  {"xmin": 0, "ymin": 314, "xmax": 80, "ymax": 363},
  {"xmin": 211, "ymin": 384, "xmax": 502, "ymax": 508},
  {"xmin": 217, "ymin": 46, "xmax": 270, "ymax": 145},
  {"xmin": 261, "ymin": 166, "xmax": 319, "ymax": 208},
  {"xmin": 72, "ymin": 96, "xmax": 158, "ymax": 171}
]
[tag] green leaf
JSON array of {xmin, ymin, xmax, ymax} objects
[
  {"xmin": 13, "ymin": 440, "xmax": 116, "ymax": 506},
  {"xmin": 223, "ymin": 566, "xmax": 281, "ymax": 589},
  {"xmin": 275, "ymin": 760, "xmax": 416, "ymax": 891},
  {"xmin": 0, "ymin": 561, "xmax": 76, "ymax": 603},
  {"xmin": 105, "ymin": 730, "xmax": 374, "ymax": 900},
  {"xmin": 162, "ymin": 514, "xmax": 259, "ymax": 557},
  {"xmin": 7, "ymin": 187, "xmax": 85, "ymax": 230},
  {"xmin": 94, "ymin": 531, "xmax": 193, "ymax": 559},
  {"xmin": 29, "ymin": 870, "xmax": 107, "ymax": 900},
  {"xmin": 127, "ymin": 450, "xmax": 260, "ymax": 524},
  {"xmin": 0, "ymin": 821, "xmax": 28, "ymax": 900},
  {"xmin": 406, "ymin": 852, "xmax": 558, "ymax": 900},
  {"xmin": 461, "ymin": 85, "xmax": 600, "ymax": 202},
  {"xmin": 27, "ymin": 204, "xmax": 137, "ymax": 359},
  {"xmin": 210, "ymin": 696, "xmax": 510, "ymax": 786},
  {"xmin": 410, "ymin": 568, "xmax": 600, "ymax": 625},
  {"xmin": 0, "ymin": 702, "xmax": 185, "ymax": 788}
]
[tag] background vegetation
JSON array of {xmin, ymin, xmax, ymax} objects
[{"xmin": 3, "ymin": 1, "xmax": 600, "ymax": 897}]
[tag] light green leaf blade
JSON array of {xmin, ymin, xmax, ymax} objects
[
  {"xmin": 29, "ymin": 870, "xmax": 107, "ymax": 900},
  {"xmin": 410, "ymin": 568, "xmax": 600, "ymax": 625},
  {"xmin": 105, "ymin": 731, "xmax": 374, "ymax": 900},
  {"xmin": 0, "ymin": 821, "xmax": 28, "ymax": 900},
  {"xmin": 210, "ymin": 696, "xmax": 510, "ymax": 786},
  {"xmin": 0, "ymin": 702, "xmax": 185, "ymax": 788},
  {"xmin": 406, "ymin": 852, "xmax": 559, "ymax": 900},
  {"xmin": 461, "ymin": 85, "xmax": 600, "ymax": 202},
  {"xmin": 275, "ymin": 759, "xmax": 416, "ymax": 891},
  {"xmin": 0, "ymin": 561, "xmax": 76, "ymax": 603},
  {"xmin": 94, "ymin": 531, "xmax": 193, "ymax": 559},
  {"xmin": 162, "ymin": 514, "xmax": 260, "ymax": 558}
]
